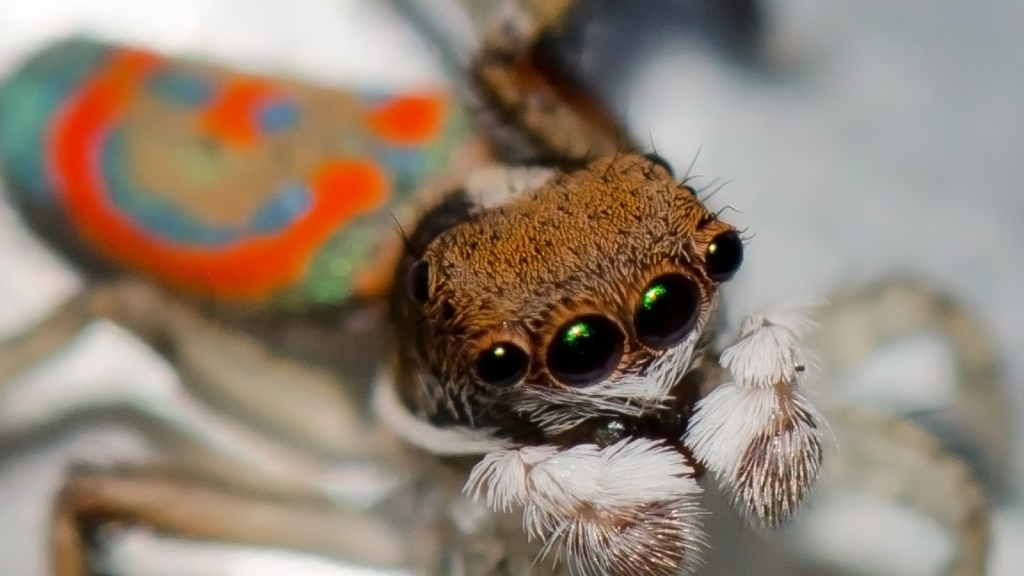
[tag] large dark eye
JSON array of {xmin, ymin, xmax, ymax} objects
[
  {"xmin": 642, "ymin": 152, "xmax": 674, "ymax": 177},
  {"xmin": 476, "ymin": 343, "xmax": 530, "ymax": 387},
  {"xmin": 706, "ymin": 231, "xmax": 743, "ymax": 282},
  {"xmin": 634, "ymin": 274, "xmax": 701, "ymax": 349},
  {"xmin": 547, "ymin": 315, "xmax": 624, "ymax": 386},
  {"xmin": 406, "ymin": 259, "xmax": 430, "ymax": 303}
]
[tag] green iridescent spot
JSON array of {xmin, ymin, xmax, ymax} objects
[
  {"xmin": 634, "ymin": 273, "xmax": 700, "ymax": 349},
  {"xmin": 277, "ymin": 218, "xmax": 376, "ymax": 311},
  {"xmin": 563, "ymin": 322, "xmax": 591, "ymax": 344},
  {"xmin": 547, "ymin": 315, "xmax": 624, "ymax": 386},
  {"xmin": 642, "ymin": 283, "xmax": 668, "ymax": 310},
  {"xmin": 475, "ymin": 342, "xmax": 529, "ymax": 387}
]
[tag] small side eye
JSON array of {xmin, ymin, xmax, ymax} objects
[
  {"xmin": 634, "ymin": 273, "xmax": 700, "ymax": 349},
  {"xmin": 406, "ymin": 259, "xmax": 430, "ymax": 303},
  {"xmin": 547, "ymin": 315, "xmax": 624, "ymax": 387},
  {"xmin": 476, "ymin": 343, "xmax": 530, "ymax": 387},
  {"xmin": 642, "ymin": 152, "xmax": 674, "ymax": 177},
  {"xmin": 706, "ymin": 231, "xmax": 744, "ymax": 282}
]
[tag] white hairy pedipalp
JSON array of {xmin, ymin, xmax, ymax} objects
[
  {"xmin": 719, "ymin": 307, "xmax": 816, "ymax": 388},
  {"xmin": 686, "ymin": 306, "xmax": 824, "ymax": 527},
  {"xmin": 465, "ymin": 438, "xmax": 707, "ymax": 576}
]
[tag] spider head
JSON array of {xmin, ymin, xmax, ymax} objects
[
  {"xmin": 381, "ymin": 152, "xmax": 750, "ymax": 576},
  {"xmin": 390, "ymin": 152, "xmax": 743, "ymax": 441}
]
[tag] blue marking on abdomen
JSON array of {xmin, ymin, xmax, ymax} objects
[
  {"xmin": 104, "ymin": 131, "xmax": 238, "ymax": 246},
  {"xmin": 147, "ymin": 69, "xmax": 214, "ymax": 108},
  {"xmin": 379, "ymin": 146, "xmax": 429, "ymax": 197},
  {"xmin": 250, "ymin": 182, "xmax": 311, "ymax": 233},
  {"xmin": 0, "ymin": 39, "xmax": 108, "ymax": 207},
  {"xmin": 256, "ymin": 98, "xmax": 300, "ymax": 134},
  {"xmin": 104, "ymin": 131, "xmax": 311, "ymax": 245}
]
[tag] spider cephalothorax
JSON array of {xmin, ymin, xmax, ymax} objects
[
  {"xmin": 390, "ymin": 153, "xmax": 742, "ymax": 441},
  {"xmin": 378, "ymin": 152, "xmax": 821, "ymax": 576}
]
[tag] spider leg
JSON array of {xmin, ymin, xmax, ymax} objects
[
  {"xmin": 1, "ymin": 277, "xmax": 412, "ymax": 574},
  {"xmin": 807, "ymin": 276, "xmax": 1014, "ymax": 497},
  {"xmin": 51, "ymin": 464, "xmax": 409, "ymax": 576},
  {"xmin": 821, "ymin": 406, "xmax": 990, "ymax": 576},
  {"xmin": 0, "ymin": 277, "xmax": 195, "ymax": 386},
  {"xmin": 0, "ymin": 276, "xmax": 382, "ymax": 476},
  {"xmin": 0, "ymin": 290, "xmax": 95, "ymax": 386},
  {"xmin": 466, "ymin": 0, "xmax": 630, "ymax": 163}
]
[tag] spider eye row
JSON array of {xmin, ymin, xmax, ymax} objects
[
  {"xmin": 705, "ymin": 230, "xmax": 743, "ymax": 282},
  {"xmin": 407, "ymin": 230, "xmax": 743, "ymax": 389}
]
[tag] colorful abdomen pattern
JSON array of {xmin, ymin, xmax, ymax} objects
[{"xmin": 0, "ymin": 39, "xmax": 467, "ymax": 310}]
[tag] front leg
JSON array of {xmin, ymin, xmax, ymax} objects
[
  {"xmin": 51, "ymin": 465, "xmax": 409, "ymax": 576},
  {"xmin": 685, "ymin": 307, "xmax": 824, "ymax": 527},
  {"xmin": 469, "ymin": 0, "xmax": 629, "ymax": 162}
]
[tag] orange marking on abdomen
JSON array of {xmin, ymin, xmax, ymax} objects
[
  {"xmin": 199, "ymin": 79, "xmax": 275, "ymax": 148},
  {"xmin": 49, "ymin": 49, "xmax": 389, "ymax": 302},
  {"xmin": 366, "ymin": 94, "xmax": 446, "ymax": 146}
]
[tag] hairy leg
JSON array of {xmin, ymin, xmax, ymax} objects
[
  {"xmin": 51, "ymin": 465, "xmax": 409, "ymax": 576},
  {"xmin": 822, "ymin": 407, "xmax": 990, "ymax": 576},
  {"xmin": 467, "ymin": 0, "xmax": 630, "ymax": 162},
  {"xmin": 808, "ymin": 277, "xmax": 1014, "ymax": 496},
  {"xmin": 0, "ymin": 292, "xmax": 102, "ymax": 386},
  {"xmin": 1, "ymin": 276, "xmax": 403, "ymax": 509}
]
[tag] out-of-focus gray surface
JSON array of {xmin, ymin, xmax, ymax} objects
[{"xmin": 0, "ymin": 0, "xmax": 1021, "ymax": 575}]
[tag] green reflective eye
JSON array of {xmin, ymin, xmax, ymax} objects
[
  {"xmin": 475, "ymin": 342, "xmax": 529, "ymax": 387},
  {"xmin": 634, "ymin": 274, "xmax": 700, "ymax": 349},
  {"xmin": 706, "ymin": 231, "xmax": 744, "ymax": 282},
  {"xmin": 547, "ymin": 315, "xmax": 624, "ymax": 386},
  {"xmin": 643, "ymin": 283, "xmax": 667, "ymax": 309}
]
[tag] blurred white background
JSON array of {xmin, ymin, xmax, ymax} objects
[{"xmin": 0, "ymin": 0, "xmax": 1021, "ymax": 575}]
